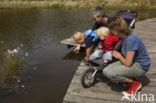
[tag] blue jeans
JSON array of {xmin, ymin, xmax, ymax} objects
[{"xmin": 89, "ymin": 49, "xmax": 113, "ymax": 60}]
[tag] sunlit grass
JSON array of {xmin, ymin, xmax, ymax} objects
[{"xmin": 0, "ymin": 0, "xmax": 155, "ymax": 9}]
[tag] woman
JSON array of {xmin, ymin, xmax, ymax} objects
[{"xmin": 103, "ymin": 17, "xmax": 151, "ymax": 96}]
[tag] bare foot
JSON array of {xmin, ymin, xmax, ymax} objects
[{"xmin": 104, "ymin": 60, "xmax": 109, "ymax": 63}]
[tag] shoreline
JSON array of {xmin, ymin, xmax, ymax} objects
[{"xmin": 0, "ymin": 1, "xmax": 156, "ymax": 10}]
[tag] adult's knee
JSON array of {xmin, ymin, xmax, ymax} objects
[
  {"xmin": 103, "ymin": 67, "xmax": 111, "ymax": 77},
  {"xmin": 103, "ymin": 68, "xmax": 118, "ymax": 80},
  {"xmin": 107, "ymin": 72, "xmax": 118, "ymax": 79}
]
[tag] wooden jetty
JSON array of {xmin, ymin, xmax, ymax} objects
[{"xmin": 61, "ymin": 18, "xmax": 156, "ymax": 103}]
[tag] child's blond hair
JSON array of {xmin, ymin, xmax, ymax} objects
[
  {"xmin": 73, "ymin": 32, "xmax": 83, "ymax": 43},
  {"xmin": 96, "ymin": 27, "xmax": 109, "ymax": 37}
]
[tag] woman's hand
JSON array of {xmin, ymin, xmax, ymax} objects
[
  {"xmin": 113, "ymin": 50, "xmax": 122, "ymax": 59},
  {"xmin": 113, "ymin": 50, "xmax": 135, "ymax": 67},
  {"xmin": 73, "ymin": 45, "xmax": 81, "ymax": 54}
]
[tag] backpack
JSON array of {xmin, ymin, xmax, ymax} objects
[{"xmin": 116, "ymin": 10, "xmax": 138, "ymax": 29}]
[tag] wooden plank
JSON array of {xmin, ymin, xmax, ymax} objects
[
  {"xmin": 63, "ymin": 18, "xmax": 156, "ymax": 103},
  {"xmin": 63, "ymin": 94, "xmax": 128, "ymax": 103}
]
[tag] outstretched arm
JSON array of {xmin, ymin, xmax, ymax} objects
[{"xmin": 73, "ymin": 44, "xmax": 81, "ymax": 54}]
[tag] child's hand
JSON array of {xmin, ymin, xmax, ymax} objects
[
  {"xmin": 73, "ymin": 45, "xmax": 81, "ymax": 54},
  {"xmin": 98, "ymin": 45, "xmax": 102, "ymax": 49}
]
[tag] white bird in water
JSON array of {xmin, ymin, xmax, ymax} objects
[{"xmin": 25, "ymin": 53, "xmax": 29, "ymax": 56}]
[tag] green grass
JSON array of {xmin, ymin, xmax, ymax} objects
[
  {"xmin": 0, "ymin": 41, "xmax": 24, "ymax": 93},
  {"xmin": 0, "ymin": 0, "xmax": 155, "ymax": 10}
]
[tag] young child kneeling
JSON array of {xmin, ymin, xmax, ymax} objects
[
  {"xmin": 89, "ymin": 27, "xmax": 120, "ymax": 65},
  {"xmin": 72, "ymin": 30, "xmax": 100, "ymax": 65}
]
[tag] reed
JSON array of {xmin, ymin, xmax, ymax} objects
[
  {"xmin": 0, "ymin": 41, "xmax": 23, "ymax": 93},
  {"xmin": 0, "ymin": 0, "xmax": 155, "ymax": 9}
]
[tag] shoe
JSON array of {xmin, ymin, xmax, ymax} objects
[
  {"xmin": 123, "ymin": 80, "xmax": 142, "ymax": 96},
  {"xmin": 98, "ymin": 63, "xmax": 107, "ymax": 70},
  {"xmin": 83, "ymin": 60, "xmax": 90, "ymax": 66},
  {"xmin": 83, "ymin": 59, "xmax": 86, "ymax": 63},
  {"xmin": 103, "ymin": 62, "xmax": 108, "ymax": 67}
]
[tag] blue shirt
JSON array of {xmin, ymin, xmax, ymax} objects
[
  {"xmin": 84, "ymin": 29, "xmax": 100, "ymax": 49},
  {"xmin": 84, "ymin": 35, "xmax": 100, "ymax": 48},
  {"xmin": 121, "ymin": 32, "xmax": 151, "ymax": 70}
]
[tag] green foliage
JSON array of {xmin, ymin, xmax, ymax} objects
[
  {"xmin": 0, "ymin": 0, "xmax": 155, "ymax": 10},
  {"xmin": 0, "ymin": 41, "xmax": 24, "ymax": 93}
]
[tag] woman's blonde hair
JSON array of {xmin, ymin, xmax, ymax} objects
[
  {"xmin": 96, "ymin": 27, "xmax": 109, "ymax": 37},
  {"xmin": 73, "ymin": 32, "xmax": 83, "ymax": 43},
  {"xmin": 108, "ymin": 17, "xmax": 132, "ymax": 35}
]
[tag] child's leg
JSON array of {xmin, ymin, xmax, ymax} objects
[
  {"xmin": 89, "ymin": 49, "xmax": 103, "ymax": 60},
  {"xmin": 85, "ymin": 48, "xmax": 92, "ymax": 61},
  {"xmin": 104, "ymin": 59, "xmax": 109, "ymax": 63},
  {"xmin": 103, "ymin": 51, "xmax": 113, "ymax": 63},
  {"xmin": 85, "ymin": 46, "xmax": 96, "ymax": 61}
]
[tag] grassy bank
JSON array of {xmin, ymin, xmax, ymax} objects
[{"xmin": 0, "ymin": 0, "xmax": 156, "ymax": 10}]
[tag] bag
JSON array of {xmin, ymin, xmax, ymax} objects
[{"xmin": 116, "ymin": 10, "xmax": 138, "ymax": 29}]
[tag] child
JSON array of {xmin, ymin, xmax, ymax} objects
[
  {"xmin": 89, "ymin": 27, "xmax": 120, "ymax": 65},
  {"xmin": 73, "ymin": 30, "xmax": 100, "ymax": 65}
]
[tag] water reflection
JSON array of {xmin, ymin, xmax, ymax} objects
[{"xmin": 62, "ymin": 49, "xmax": 85, "ymax": 61}]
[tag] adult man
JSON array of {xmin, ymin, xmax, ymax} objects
[
  {"xmin": 91, "ymin": 6, "xmax": 110, "ymax": 30},
  {"xmin": 73, "ymin": 7, "xmax": 112, "ymax": 65}
]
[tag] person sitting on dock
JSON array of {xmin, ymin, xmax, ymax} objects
[
  {"xmin": 89, "ymin": 27, "xmax": 120, "ymax": 66},
  {"xmin": 103, "ymin": 17, "xmax": 151, "ymax": 96},
  {"xmin": 73, "ymin": 29, "xmax": 100, "ymax": 65}
]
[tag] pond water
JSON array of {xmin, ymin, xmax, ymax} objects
[{"xmin": 0, "ymin": 8, "xmax": 156, "ymax": 103}]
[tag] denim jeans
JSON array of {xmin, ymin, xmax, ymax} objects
[{"xmin": 89, "ymin": 49, "xmax": 113, "ymax": 60}]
